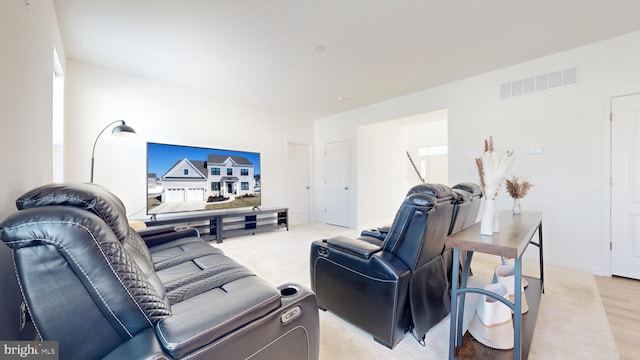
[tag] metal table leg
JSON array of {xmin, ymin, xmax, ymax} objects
[{"xmin": 448, "ymin": 247, "xmax": 460, "ymax": 359}]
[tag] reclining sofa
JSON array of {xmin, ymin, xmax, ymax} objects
[
  {"xmin": 309, "ymin": 183, "xmax": 481, "ymax": 348},
  {"xmin": 0, "ymin": 183, "xmax": 319, "ymax": 360}
]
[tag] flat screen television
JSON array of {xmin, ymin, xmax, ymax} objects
[{"xmin": 146, "ymin": 142, "xmax": 261, "ymax": 216}]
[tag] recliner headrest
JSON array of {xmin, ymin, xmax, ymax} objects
[
  {"xmin": 452, "ymin": 188, "xmax": 471, "ymax": 203},
  {"xmin": 406, "ymin": 183, "xmax": 454, "ymax": 203},
  {"xmin": 452, "ymin": 183, "xmax": 483, "ymax": 198},
  {"xmin": 15, "ymin": 183, "xmax": 130, "ymax": 242},
  {"xmin": 405, "ymin": 192, "xmax": 437, "ymax": 208}
]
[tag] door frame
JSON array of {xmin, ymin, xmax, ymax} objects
[
  {"xmin": 324, "ymin": 140, "xmax": 351, "ymax": 228},
  {"xmin": 604, "ymin": 89, "xmax": 640, "ymax": 276},
  {"xmin": 286, "ymin": 141, "xmax": 312, "ymax": 225}
]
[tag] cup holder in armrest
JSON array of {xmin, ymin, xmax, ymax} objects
[
  {"xmin": 276, "ymin": 283, "xmax": 319, "ymax": 330},
  {"xmin": 280, "ymin": 285, "xmax": 299, "ymax": 297},
  {"xmin": 277, "ymin": 283, "xmax": 316, "ymax": 309}
]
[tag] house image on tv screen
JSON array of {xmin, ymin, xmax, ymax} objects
[{"xmin": 160, "ymin": 154, "xmax": 257, "ymax": 204}]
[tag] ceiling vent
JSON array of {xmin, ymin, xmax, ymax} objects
[{"xmin": 500, "ymin": 67, "xmax": 578, "ymax": 99}]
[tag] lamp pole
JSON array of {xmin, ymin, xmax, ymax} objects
[{"xmin": 90, "ymin": 120, "xmax": 136, "ymax": 182}]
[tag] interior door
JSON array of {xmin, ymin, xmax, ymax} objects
[
  {"xmin": 287, "ymin": 142, "xmax": 310, "ymax": 225},
  {"xmin": 325, "ymin": 140, "xmax": 350, "ymax": 227},
  {"xmin": 611, "ymin": 93, "xmax": 640, "ymax": 280}
]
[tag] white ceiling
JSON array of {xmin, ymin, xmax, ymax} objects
[{"xmin": 54, "ymin": 0, "xmax": 640, "ymax": 120}]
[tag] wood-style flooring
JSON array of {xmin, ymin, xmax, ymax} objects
[{"xmin": 595, "ymin": 275, "xmax": 640, "ymax": 360}]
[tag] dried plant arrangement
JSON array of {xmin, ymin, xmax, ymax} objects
[
  {"xmin": 475, "ymin": 136, "xmax": 514, "ymax": 200},
  {"xmin": 505, "ymin": 176, "xmax": 533, "ymax": 199}
]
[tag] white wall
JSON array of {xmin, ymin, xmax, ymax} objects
[
  {"xmin": 64, "ymin": 60, "xmax": 313, "ymax": 220},
  {"xmin": 0, "ymin": 0, "xmax": 65, "ymax": 340},
  {"xmin": 315, "ymin": 31, "xmax": 640, "ymax": 274},
  {"xmin": 0, "ymin": 0, "xmax": 65, "ymax": 219},
  {"xmin": 356, "ymin": 120, "xmax": 407, "ymax": 229}
]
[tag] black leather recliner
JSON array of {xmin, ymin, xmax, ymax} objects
[
  {"xmin": 0, "ymin": 183, "xmax": 319, "ymax": 360},
  {"xmin": 310, "ymin": 184, "xmax": 456, "ymax": 348},
  {"xmin": 359, "ymin": 182, "xmax": 481, "ymax": 244},
  {"xmin": 451, "ymin": 183, "xmax": 483, "ymax": 231},
  {"xmin": 401, "ymin": 182, "xmax": 482, "ymax": 291},
  {"xmin": 449, "ymin": 183, "xmax": 483, "ymax": 276}
]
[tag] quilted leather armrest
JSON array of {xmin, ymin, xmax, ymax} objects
[{"xmin": 326, "ymin": 235, "xmax": 382, "ymax": 259}]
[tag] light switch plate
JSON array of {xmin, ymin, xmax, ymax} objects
[{"xmin": 528, "ymin": 146, "xmax": 544, "ymax": 155}]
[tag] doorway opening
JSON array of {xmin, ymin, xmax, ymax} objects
[
  {"xmin": 609, "ymin": 92, "xmax": 640, "ymax": 280},
  {"xmin": 356, "ymin": 108, "xmax": 448, "ymax": 228}
]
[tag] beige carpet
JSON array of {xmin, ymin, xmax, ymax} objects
[{"xmin": 214, "ymin": 223, "xmax": 619, "ymax": 359}]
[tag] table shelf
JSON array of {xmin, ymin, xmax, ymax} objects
[
  {"xmin": 454, "ymin": 276, "xmax": 542, "ymax": 360},
  {"xmin": 446, "ymin": 211, "xmax": 544, "ymax": 360}
]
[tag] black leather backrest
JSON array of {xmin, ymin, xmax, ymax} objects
[
  {"xmin": 383, "ymin": 184, "xmax": 455, "ymax": 270},
  {"xmin": 15, "ymin": 183, "xmax": 155, "ymax": 266},
  {"xmin": 0, "ymin": 206, "xmax": 171, "ymax": 359},
  {"xmin": 1, "ymin": 184, "xmax": 173, "ymax": 359},
  {"xmin": 449, "ymin": 189, "xmax": 471, "ymax": 235},
  {"xmin": 16, "ymin": 183, "xmax": 130, "ymax": 243},
  {"xmin": 452, "ymin": 183, "xmax": 482, "ymax": 229},
  {"xmin": 382, "ymin": 193, "xmax": 435, "ymax": 260},
  {"xmin": 411, "ymin": 184, "xmax": 454, "ymax": 268}
]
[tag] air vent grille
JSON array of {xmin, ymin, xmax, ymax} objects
[{"xmin": 501, "ymin": 67, "xmax": 578, "ymax": 99}]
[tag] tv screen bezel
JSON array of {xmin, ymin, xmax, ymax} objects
[{"xmin": 146, "ymin": 141, "xmax": 261, "ymax": 216}]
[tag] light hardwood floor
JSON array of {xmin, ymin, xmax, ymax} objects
[{"xmin": 595, "ymin": 275, "xmax": 640, "ymax": 360}]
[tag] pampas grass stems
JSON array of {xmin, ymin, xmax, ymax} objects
[{"xmin": 475, "ymin": 136, "xmax": 514, "ymax": 200}]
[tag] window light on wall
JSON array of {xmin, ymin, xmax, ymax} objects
[
  {"xmin": 418, "ymin": 145, "xmax": 448, "ymax": 156},
  {"xmin": 52, "ymin": 47, "xmax": 64, "ymax": 182}
]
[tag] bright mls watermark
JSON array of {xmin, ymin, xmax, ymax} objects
[{"xmin": 0, "ymin": 341, "xmax": 58, "ymax": 360}]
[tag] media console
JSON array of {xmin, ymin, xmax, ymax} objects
[{"xmin": 144, "ymin": 207, "xmax": 288, "ymax": 243}]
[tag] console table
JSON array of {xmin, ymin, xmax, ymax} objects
[
  {"xmin": 144, "ymin": 207, "xmax": 288, "ymax": 243},
  {"xmin": 446, "ymin": 211, "xmax": 544, "ymax": 360}
]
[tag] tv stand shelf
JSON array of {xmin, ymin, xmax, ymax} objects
[{"xmin": 144, "ymin": 207, "xmax": 288, "ymax": 243}]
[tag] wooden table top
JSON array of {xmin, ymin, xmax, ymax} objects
[{"xmin": 445, "ymin": 211, "xmax": 543, "ymax": 258}]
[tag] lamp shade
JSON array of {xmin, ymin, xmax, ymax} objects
[{"xmin": 112, "ymin": 122, "xmax": 136, "ymax": 137}]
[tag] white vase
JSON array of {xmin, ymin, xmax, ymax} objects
[
  {"xmin": 512, "ymin": 198, "xmax": 522, "ymax": 214},
  {"xmin": 481, "ymin": 198, "xmax": 498, "ymax": 235}
]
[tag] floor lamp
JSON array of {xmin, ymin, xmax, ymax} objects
[{"xmin": 90, "ymin": 120, "xmax": 137, "ymax": 182}]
